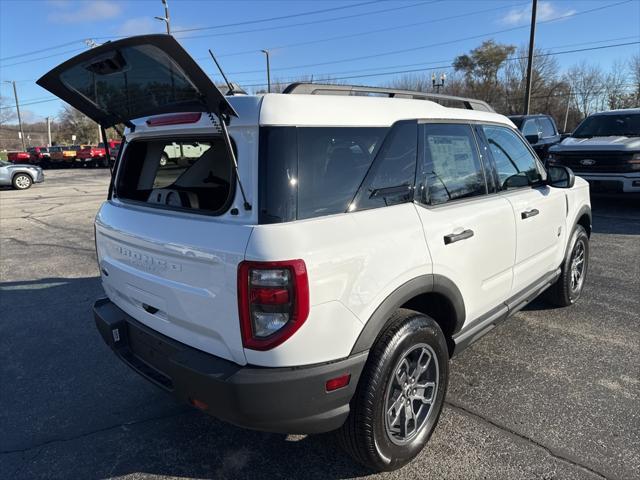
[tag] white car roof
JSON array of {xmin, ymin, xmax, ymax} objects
[{"xmin": 129, "ymin": 93, "xmax": 513, "ymax": 136}]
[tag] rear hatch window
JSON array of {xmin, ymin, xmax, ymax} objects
[{"xmin": 116, "ymin": 137, "xmax": 234, "ymax": 215}]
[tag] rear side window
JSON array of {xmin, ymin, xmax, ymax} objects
[
  {"xmin": 538, "ymin": 117, "xmax": 556, "ymax": 137},
  {"xmin": 258, "ymin": 127, "xmax": 387, "ymax": 223},
  {"xmin": 482, "ymin": 125, "xmax": 542, "ymax": 189},
  {"xmin": 417, "ymin": 124, "xmax": 486, "ymax": 206},
  {"xmin": 115, "ymin": 138, "xmax": 234, "ymax": 215},
  {"xmin": 522, "ymin": 119, "xmax": 539, "ymax": 136},
  {"xmin": 351, "ymin": 121, "xmax": 417, "ymax": 211}
]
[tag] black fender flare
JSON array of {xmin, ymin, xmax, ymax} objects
[{"xmin": 349, "ymin": 274, "xmax": 466, "ymax": 354}]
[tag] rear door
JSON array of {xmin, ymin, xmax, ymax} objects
[
  {"xmin": 414, "ymin": 122, "xmax": 516, "ymax": 324},
  {"xmin": 36, "ymin": 34, "xmax": 236, "ymax": 127}
]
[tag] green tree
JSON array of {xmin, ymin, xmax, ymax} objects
[{"xmin": 453, "ymin": 40, "xmax": 516, "ymax": 104}]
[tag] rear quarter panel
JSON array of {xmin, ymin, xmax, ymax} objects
[{"xmin": 244, "ymin": 203, "xmax": 432, "ymax": 367}]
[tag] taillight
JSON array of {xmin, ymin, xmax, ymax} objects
[
  {"xmin": 146, "ymin": 112, "xmax": 202, "ymax": 127},
  {"xmin": 238, "ymin": 260, "xmax": 309, "ymax": 350}
]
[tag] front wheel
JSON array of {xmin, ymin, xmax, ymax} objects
[
  {"xmin": 338, "ymin": 309, "xmax": 449, "ymax": 471},
  {"xmin": 12, "ymin": 173, "xmax": 33, "ymax": 190},
  {"xmin": 546, "ymin": 224, "xmax": 589, "ymax": 306}
]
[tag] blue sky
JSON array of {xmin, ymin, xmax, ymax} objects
[{"xmin": 1, "ymin": 0, "xmax": 639, "ymax": 121}]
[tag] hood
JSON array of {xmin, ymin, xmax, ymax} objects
[{"xmin": 550, "ymin": 135, "xmax": 640, "ymax": 152}]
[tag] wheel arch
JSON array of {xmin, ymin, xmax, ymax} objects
[
  {"xmin": 350, "ymin": 274, "xmax": 465, "ymax": 357},
  {"xmin": 575, "ymin": 205, "xmax": 592, "ymax": 237}
]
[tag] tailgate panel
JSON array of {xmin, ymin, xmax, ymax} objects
[{"xmin": 96, "ymin": 201, "xmax": 252, "ymax": 365}]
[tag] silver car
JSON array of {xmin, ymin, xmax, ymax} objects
[{"xmin": 0, "ymin": 160, "xmax": 44, "ymax": 190}]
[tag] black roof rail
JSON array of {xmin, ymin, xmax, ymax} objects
[{"xmin": 282, "ymin": 82, "xmax": 495, "ymax": 112}]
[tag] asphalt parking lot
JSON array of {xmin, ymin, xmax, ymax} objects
[{"xmin": 1, "ymin": 169, "xmax": 638, "ymax": 480}]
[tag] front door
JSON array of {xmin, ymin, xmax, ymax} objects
[
  {"xmin": 480, "ymin": 124, "xmax": 567, "ymax": 294},
  {"xmin": 414, "ymin": 122, "xmax": 516, "ymax": 325}
]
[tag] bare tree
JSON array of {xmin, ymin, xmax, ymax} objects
[
  {"xmin": 564, "ymin": 62, "xmax": 605, "ymax": 119},
  {"xmin": 55, "ymin": 105, "xmax": 99, "ymax": 144},
  {"xmin": 604, "ymin": 60, "xmax": 630, "ymax": 110},
  {"xmin": 0, "ymin": 96, "xmax": 17, "ymax": 125}
]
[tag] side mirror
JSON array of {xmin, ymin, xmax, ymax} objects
[
  {"xmin": 547, "ymin": 165, "xmax": 575, "ymax": 188},
  {"xmin": 525, "ymin": 132, "xmax": 542, "ymax": 144}
]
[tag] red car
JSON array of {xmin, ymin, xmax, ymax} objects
[
  {"xmin": 7, "ymin": 151, "xmax": 30, "ymax": 163},
  {"xmin": 27, "ymin": 146, "xmax": 50, "ymax": 166},
  {"xmin": 76, "ymin": 140, "xmax": 121, "ymax": 167}
]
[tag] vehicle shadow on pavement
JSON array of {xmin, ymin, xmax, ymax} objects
[{"xmin": 0, "ymin": 276, "xmax": 370, "ymax": 480}]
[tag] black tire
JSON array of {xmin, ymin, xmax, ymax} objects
[
  {"xmin": 338, "ymin": 309, "xmax": 449, "ymax": 471},
  {"xmin": 12, "ymin": 173, "xmax": 33, "ymax": 190},
  {"xmin": 545, "ymin": 224, "xmax": 589, "ymax": 307}
]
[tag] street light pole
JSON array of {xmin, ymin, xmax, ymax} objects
[
  {"xmin": 431, "ymin": 72, "xmax": 446, "ymax": 94},
  {"xmin": 5, "ymin": 80, "xmax": 26, "ymax": 151},
  {"xmin": 261, "ymin": 50, "xmax": 271, "ymax": 93},
  {"xmin": 46, "ymin": 117, "xmax": 52, "ymax": 147},
  {"xmin": 154, "ymin": 0, "xmax": 171, "ymax": 34},
  {"xmin": 523, "ymin": 0, "xmax": 538, "ymax": 115}
]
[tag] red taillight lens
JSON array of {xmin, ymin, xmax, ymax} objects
[
  {"xmin": 238, "ymin": 260, "xmax": 309, "ymax": 351},
  {"xmin": 146, "ymin": 112, "xmax": 202, "ymax": 127}
]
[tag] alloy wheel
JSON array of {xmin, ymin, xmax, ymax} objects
[{"xmin": 384, "ymin": 343, "xmax": 439, "ymax": 445}]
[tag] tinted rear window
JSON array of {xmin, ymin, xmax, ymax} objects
[
  {"xmin": 115, "ymin": 138, "xmax": 234, "ymax": 215},
  {"xmin": 259, "ymin": 127, "xmax": 387, "ymax": 223},
  {"xmin": 59, "ymin": 44, "xmax": 202, "ymax": 123}
]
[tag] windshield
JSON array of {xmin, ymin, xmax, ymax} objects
[{"xmin": 573, "ymin": 113, "xmax": 640, "ymax": 138}]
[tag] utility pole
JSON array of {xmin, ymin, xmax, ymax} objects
[
  {"xmin": 432, "ymin": 72, "xmax": 446, "ymax": 93},
  {"xmin": 261, "ymin": 50, "xmax": 271, "ymax": 93},
  {"xmin": 155, "ymin": 0, "xmax": 171, "ymax": 34},
  {"xmin": 46, "ymin": 117, "xmax": 52, "ymax": 146},
  {"xmin": 523, "ymin": 0, "xmax": 537, "ymax": 115},
  {"xmin": 4, "ymin": 80, "xmax": 26, "ymax": 151},
  {"xmin": 562, "ymin": 85, "xmax": 572, "ymax": 133}
]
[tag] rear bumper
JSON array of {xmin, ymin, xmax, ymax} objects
[
  {"xmin": 93, "ymin": 298, "xmax": 367, "ymax": 434},
  {"xmin": 576, "ymin": 172, "xmax": 640, "ymax": 193}
]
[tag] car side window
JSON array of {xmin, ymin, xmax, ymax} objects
[
  {"xmin": 522, "ymin": 119, "xmax": 539, "ymax": 136},
  {"xmin": 482, "ymin": 125, "xmax": 542, "ymax": 189},
  {"xmin": 417, "ymin": 123, "xmax": 487, "ymax": 206},
  {"xmin": 351, "ymin": 121, "xmax": 417, "ymax": 211},
  {"xmin": 537, "ymin": 117, "xmax": 556, "ymax": 138}
]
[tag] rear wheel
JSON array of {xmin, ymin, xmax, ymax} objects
[
  {"xmin": 546, "ymin": 225, "xmax": 589, "ymax": 306},
  {"xmin": 12, "ymin": 173, "xmax": 33, "ymax": 190},
  {"xmin": 338, "ymin": 309, "xmax": 448, "ymax": 471}
]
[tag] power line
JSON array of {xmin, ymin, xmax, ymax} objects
[
  {"xmin": 173, "ymin": 1, "xmax": 432, "ymax": 42},
  {"xmin": 0, "ymin": 0, "xmax": 392, "ymax": 62},
  {"xmin": 239, "ymin": 41, "xmax": 640, "ymax": 88},
  {"xmin": 229, "ymin": 35, "xmax": 640, "ymax": 84},
  {"xmin": 4, "ymin": 39, "xmax": 637, "ymax": 112},
  {"xmin": 198, "ymin": 1, "xmax": 529, "ymax": 60},
  {"xmin": 223, "ymin": 0, "xmax": 635, "ymax": 76},
  {"xmin": 172, "ymin": 0, "xmax": 385, "ymax": 33},
  {"xmin": 0, "ymin": 1, "xmax": 433, "ymax": 69}
]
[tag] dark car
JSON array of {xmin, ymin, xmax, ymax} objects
[{"xmin": 509, "ymin": 114, "xmax": 562, "ymax": 161}]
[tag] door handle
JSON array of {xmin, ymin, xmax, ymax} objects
[
  {"xmin": 444, "ymin": 229, "xmax": 474, "ymax": 245},
  {"xmin": 521, "ymin": 208, "xmax": 539, "ymax": 219}
]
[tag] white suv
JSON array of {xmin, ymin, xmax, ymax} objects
[{"xmin": 39, "ymin": 35, "xmax": 592, "ymax": 471}]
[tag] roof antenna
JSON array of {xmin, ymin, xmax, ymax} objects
[{"xmin": 209, "ymin": 49, "xmax": 235, "ymax": 95}]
